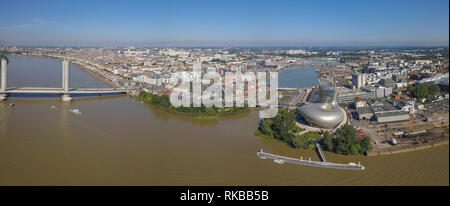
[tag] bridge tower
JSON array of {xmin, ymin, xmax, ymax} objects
[
  {"xmin": 61, "ymin": 59, "xmax": 72, "ymax": 102},
  {"xmin": 0, "ymin": 59, "xmax": 7, "ymax": 101}
]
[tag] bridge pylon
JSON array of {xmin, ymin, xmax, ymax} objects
[
  {"xmin": 0, "ymin": 59, "xmax": 8, "ymax": 101},
  {"xmin": 61, "ymin": 59, "xmax": 72, "ymax": 102}
]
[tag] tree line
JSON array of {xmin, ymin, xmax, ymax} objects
[
  {"xmin": 257, "ymin": 109, "xmax": 320, "ymax": 149},
  {"xmin": 138, "ymin": 91, "xmax": 248, "ymax": 116},
  {"xmin": 407, "ymin": 83, "xmax": 440, "ymax": 99},
  {"xmin": 319, "ymin": 125, "xmax": 371, "ymax": 155}
]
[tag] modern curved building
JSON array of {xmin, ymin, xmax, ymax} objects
[{"xmin": 298, "ymin": 78, "xmax": 344, "ymax": 128}]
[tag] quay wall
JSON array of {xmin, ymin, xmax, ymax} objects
[{"xmin": 367, "ymin": 140, "xmax": 449, "ymax": 156}]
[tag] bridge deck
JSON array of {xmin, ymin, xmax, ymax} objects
[{"xmin": 3, "ymin": 87, "xmax": 127, "ymax": 94}]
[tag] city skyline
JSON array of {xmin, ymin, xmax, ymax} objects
[{"xmin": 0, "ymin": 0, "xmax": 449, "ymax": 47}]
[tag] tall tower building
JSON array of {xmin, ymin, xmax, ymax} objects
[{"xmin": 352, "ymin": 73, "xmax": 365, "ymax": 89}]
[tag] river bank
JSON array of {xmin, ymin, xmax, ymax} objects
[
  {"xmin": 20, "ymin": 54, "xmax": 122, "ymax": 89},
  {"xmin": 71, "ymin": 62, "xmax": 120, "ymax": 89},
  {"xmin": 275, "ymin": 59, "xmax": 339, "ymax": 72},
  {"xmin": 367, "ymin": 138, "xmax": 449, "ymax": 156}
]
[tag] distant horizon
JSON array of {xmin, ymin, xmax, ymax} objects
[
  {"xmin": 1, "ymin": 0, "xmax": 448, "ymax": 47},
  {"xmin": 2, "ymin": 39, "xmax": 449, "ymax": 48},
  {"xmin": 3, "ymin": 45, "xmax": 449, "ymax": 49}
]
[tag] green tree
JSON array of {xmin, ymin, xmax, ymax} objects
[
  {"xmin": 350, "ymin": 144, "xmax": 362, "ymax": 155},
  {"xmin": 289, "ymin": 131, "xmax": 320, "ymax": 149},
  {"xmin": 291, "ymin": 135, "xmax": 310, "ymax": 149},
  {"xmin": 320, "ymin": 131, "xmax": 334, "ymax": 152},
  {"xmin": 257, "ymin": 109, "xmax": 297, "ymax": 143},
  {"xmin": 408, "ymin": 83, "xmax": 440, "ymax": 98},
  {"xmin": 334, "ymin": 125, "xmax": 359, "ymax": 155},
  {"xmin": 429, "ymin": 84, "xmax": 440, "ymax": 96},
  {"xmin": 406, "ymin": 85, "xmax": 415, "ymax": 96},
  {"xmin": 416, "ymin": 84, "xmax": 429, "ymax": 98},
  {"xmin": 260, "ymin": 119, "xmax": 274, "ymax": 137},
  {"xmin": 360, "ymin": 136, "xmax": 372, "ymax": 152}
]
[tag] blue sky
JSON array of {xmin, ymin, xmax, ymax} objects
[{"xmin": 0, "ymin": 0, "xmax": 448, "ymax": 47}]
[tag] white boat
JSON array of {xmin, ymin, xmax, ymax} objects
[
  {"xmin": 273, "ymin": 159, "xmax": 285, "ymax": 164},
  {"xmin": 70, "ymin": 109, "xmax": 81, "ymax": 115},
  {"xmin": 391, "ymin": 138, "xmax": 398, "ymax": 145},
  {"xmin": 258, "ymin": 149, "xmax": 267, "ymax": 159}
]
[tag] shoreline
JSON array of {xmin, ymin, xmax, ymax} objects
[
  {"xmin": 134, "ymin": 94, "xmax": 255, "ymax": 120},
  {"xmin": 367, "ymin": 139, "xmax": 449, "ymax": 156},
  {"xmin": 273, "ymin": 58, "xmax": 340, "ymax": 72},
  {"xmin": 70, "ymin": 61, "xmax": 120, "ymax": 89}
]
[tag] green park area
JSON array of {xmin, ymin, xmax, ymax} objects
[{"xmin": 256, "ymin": 109, "xmax": 371, "ymax": 155}]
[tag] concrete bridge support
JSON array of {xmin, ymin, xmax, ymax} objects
[
  {"xmin": 62, "ymin": 59, "xmax": 69, "ymax": 92},
  {"xmin": 61, "ymin": 59, "xmax": 72, "ymax": 102},
  {"xmin": 0, "ymin": 59, "xmax": 7, "ymax": 101}
]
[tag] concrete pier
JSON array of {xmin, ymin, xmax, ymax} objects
[{"xmin": 257, "ymin": 149, "xmax": 365, "ymax": 170}]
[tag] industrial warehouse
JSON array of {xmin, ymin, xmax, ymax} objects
[{"xmin": 356, "ymin": 99, "xmax": 411, "ymax": 124}]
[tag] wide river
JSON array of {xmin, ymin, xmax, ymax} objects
[
  {"xmin": 0, "ymin": 56, "xmax": 448, "ymax": 185},
  {"xmin": 278, "ymin": 60, "xmax": 338, "ymax": 88}
]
